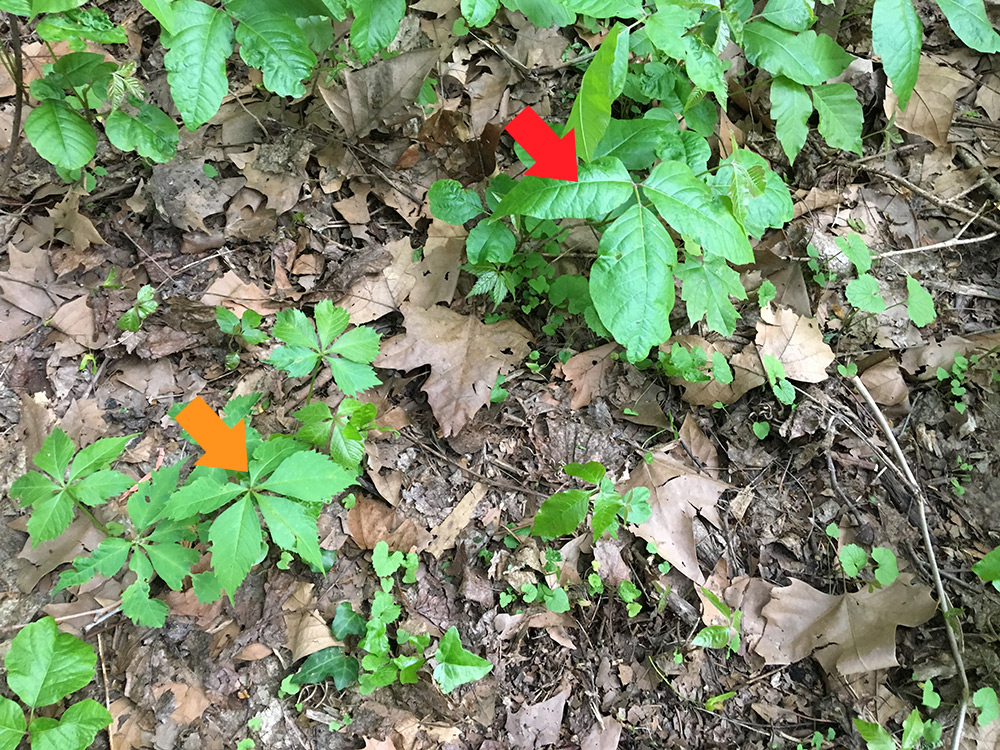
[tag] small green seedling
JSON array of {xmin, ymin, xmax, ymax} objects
[{"xmin": 118, "ymin": 284, "xmax": 158, "ymax": 332}]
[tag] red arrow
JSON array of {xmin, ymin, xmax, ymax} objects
[
  {"xmin": 506, "ymin": 107, "xmax": 578, "ymax": 182},
  {"xmin": 174, "ymin": 396, "xmax": 248, "ymax": 472}
]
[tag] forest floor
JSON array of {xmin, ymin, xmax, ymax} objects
[{"xmin": 2, "ymin": 2, "xmax": 1000, "ymax": 750}]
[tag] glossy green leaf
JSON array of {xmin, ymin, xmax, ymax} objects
[
  {"xmin": 563, "ymin": 461, "xmax": 605, "ymax": 484},
  {"xmin": 566, "ymin": 24, "xmax": 629, "ymax": 161},
  {"xmin": 531, "ymin": 489, "xmax": 590, "ymax": 540},
  {"xmin": 428, "ymin": 179, "xmax": 483, "ymax": 224},
  {"xmin": 591, "ymin": 203, "xmax": 677, "ymax": 360},
  {"xmin": 273, "ymin": 307, "xmax": 319, "ymax": 348},
  {"xmin": 558, "ymin": 0, "xmax": 641, "ymax": 16},
  {"xmin": 5, "ymin": 617, "xmax": 95, "ymax": 708},
  {"xmin": 770, "ymin": 77, "xmax": 811, "ymax": 163},
  {"xmin": 209, "ymin": 495, "xmax": 263, "ymax": 597},
  {"xmin": 873, "ymin": 0, "xmax": 922, "ymax": 110},
  {"xmin": 105, "ymin": 104, "xmax": 179, "ymax": 163},
  {"xmin": 499, "ymin": 0, "xmax": 574, "ymax": 27},
  {"xmin": 811, "ymin": 82, "xmax": 863, "ymax": 155},
  {"xmin": 267, "ymin": 345, "xmax": 318, "ymax": 377},
  {"xmin": 643, "ymin": 160, "xmax": 753, "ymax": 264},
  {"xmin": 709, "ymin": 149, "xmax": 794, "ymax": 237},
  {"xmin": 230, "ymin": 0, "xmax": 317, "ymax": 97},
  {"xmin": 461, "ymin": 0, "xmax": 498, "ymax": 26},
  {"xmin": 292, "ymin": 647, "xmax": 359, "ymax": 690},
  {"xmin": 161, "ymin": 0, "xmax": 234, "ymax": 129},
  {"xmin": 24, "ymin": 100, "xmax": 96, "ymax": 171},
  {"xmin": 10, "ymin": 472, "xmax": 60, "ymax": 508},
  {"xmin": 350, "ymin": 0, "xmax": 405, "ymax": 62},
  {"xmin": 935, "ymin": 0, "xmax": 1000, "ymax": 52},
  {"xmin": 139, "ymin": 0, "xmax": 176, "ymax": 33},
  {"xmin": 676, "ymin": 254, "xmax": 747, "ymax": 336},
  {"xmin": 691, "ymin": 625, "xmax": 731, "ymax": 649},
  {"xmin": 743, "ymin": 21, "xmax": 853, "ymax": 85},
  {"xmin": 0, "ymin": 697, "xmax": 25, "ymax": 750},
  {"xmin": 37, "ymin": 8, "xmax": 128, "ymax": 45},
  {"xmin": 466, "ymin": 218, "xmax": 516, "ymax": 264},
  {"xmin": 331, "ymin": 601, "xmax": 366, "ymax": 639},
  {"xmin": 592, "ymin": 118, "xmax": 670, "ymax": 170},
  {"xmin": 28, "ymin": 699, "xmax": 110, "ymax": 750},
  {"xmin": 432, "ymin": 627, "xmax": 492, "ymax": 693},
  {"xmin": 495, "ymin": 157, "xmax": 633, "ymax": 219},
  {"xmin": 762, "ymin": 0, "xmax": 813, "ymax": 31}
]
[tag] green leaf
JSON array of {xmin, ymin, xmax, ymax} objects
[
  {"xmin": 906, "ymin": 276, "xmax": 937, "ymax": 327},
  {"xmin": 872, "ymin": 0, "xmax": 922, "ymax": 110},
  {"xmin": 24, "ymin": 100, "xmax": 96, "ymax": 172},
  {"xmin": 28, "ymin": 699, "xmax": 111, "ymax": 750},
  {"xmin": 709, "ymin": 149, "xmax": 793, "ymax": 237},
  {"xmin": 499, "ymin": 0, "xmax": 574, "ymax": 27},
  {"xmin": 117, "ymin": 308, "xmax": 141, "ymax": 332},
  {"xmin": 466, "ymin": 219, "xmax": 516, "ymax": 264},
  {"xmin": 743, "ymin": 21, "xmax": 853, "ymax": 85},
  {"xmin": 974, "ymin": 687, "xmax": 1000, "ymax": 726},
  {"xmin": 71, "ymin": 470, "xmax": 133, "ymax": 506},
  {"xmin": 292, "ymin": 647, "xmax": 359, "ymax": 690},
  {"xmin": 26, "ymin": 491, "xmax": 75, "ymax": 544},
  {"xmin": 32, "ymin": 0, "xmax": 88, "ymax": 11},
  {"xmin": 592, "ymin": 118, "xmax": 670, "ymax": 170},
  {"xmin": 120, "ymin": 578, "xmax": 169, "ymax": 627},
  {"xmin": 643, "ymin": 160, "xmax": 753, "ymax": 264},
  {"xmin": 372, "ymin": 540, "xmax": 405, "ymax": 577},
  {"xmin": 250, "ymin": 436, "xmax": 305, "ymax": 484},
  {"xmin": 314, "ymin": 300, "xmax": 350, "ymax": 350},
  {"xmin": 37, "ymin": 7, "xmax": 128, "ymax": 45},
  {"xmin": 229, "ymin": 0, "xmax": 317, "ymax": 97},
  {"xmin": 0, "ymin": 697, "xmax": 25, "ymax": 750},
  {"xmin": 835, "ymin": 232, "xmax": 872, "ymax": 272},
  {"xmin": 811, "ymin": 83, "xmax": 863, "ymax": 155},
  {"xmin": 644, "ymin": 6, "xmax": 701, "ymax": 59},
  {"xmin": 69, "ymin": 434, "xmax": 132, "ymax": 482},
  {"xmin": 104, "ymin": 104, "xmax": 179, "ymax": 163},
  {"xmin": 934, "ymin": 0, "xmax": 1000, "ymax": 52},
  {"xmin": 531, "ymin": 489, "xmax": 590, "ymax": 540},
  {"xmin": 566, "ymin": 24, "xmax": 629, "ymax": 161},
  {"xmin": 591, "ymin": 203, "xmax": 677, "ymax": 360},
  {"xmin": 273, "ymin": 307, "xmax": 319, "ymax": 349},
  {"xmin": 0, "ymin": 0, "xmax": 31, "ymax": 14},
  {"xmin": 5, "ymin": 617, "xmax": 95, "ymax": 708},
  {"xmin": 192, "ymin": 571, "xmax": 222, "ymax": 603},
  {"xmin": 854, "ymin": 719, "xmax": 896, "ymax": 750},
  {"xmin": 147, "ymin": 542, "xmax": 199, "ymax": 589},
  {"xmin": 901, "ymin": 709, "xmax": 924, "ymax": 750},
  {"xmin": 839, "ymin": 543, "xmax": 867, "ymax": 577},
  {"xmin": 261, "ymin": 450, "xmax": 356, "ymax": 502},
  {"xmin": 328, "ymin": 325, "xmax": 380, "ymax": 362},
  {"xmin": 591, "ymin": 490, "xmax": 623, "ymax": 541},
  {"xmin": 762, "ymin": 0, "xmax": 813, "ymax": 31},
  {"xmin": 495, "ymin": 157, "xmax": 633, "ymax": 220},
  {"xmin": 922, "ymin": 679, "xmax": 942, "ymax": 709},
  {"xmin": 139, "ymin": 0, "xmax": 176, "ymax": 33},
  {"xmin": 432, "ymin": 627, "xmax": 492, "ymax": 693},
  {"xmin": 161, "ymin": 0, "xmax": 234, "ymax": 129},
  {"xmin": 871, "ymin": 547, "xmax": 899, "ymax": 586},
  {"xmin": 350, "ymin": 0, "xmax": 405, "ymax": 63},
  {"xmin": 713, "ymin": 352, "xmax": 734, "ymax": 383},
  {"xmin": 428, "ymin": 179, "xmax": 483, "ymax": 224},
  {"xmin": 331, "ymin": 601, "xmax": 366, "ymax": 639},
  {"xmin": 209, "ymin": 495, "xmax": 263, "ymax": 597},
  {"xmin": 558, "ymin": 0, "xmax": 641, "ymax": 16},
  {"xmin": 165, "ymin": 476, "xmax": 247, "ymax": 519},
  {"xmin": 770, "ymin": 77, "xmax": 811, "ymax": 164},
  {"xmin": 32, "ymin": 428, "xmax": 75, "ymax": 480},
  {"xmin": 846, "ymin": 274, "xmax": 886, "ymax": 313},
  {"xmin": 267, "ymin": 345, "xmax": 319, "ymax": 378},
  {"xmin": 10, "ymin": 472, "xmax": 60, "ymax": 508},
  {"xmin": 258, "ymin": 494, "xmax": 323, "ymax": 570},
  {"xmin": 973, "ymin": 545, "xmax": 1000, "ymax": 591},
  {"xmin": 676, "ymin": 254, "xmax": 747, "ymax": 336},
  {"xmin": 325, "ymin": 356, "xmax": 381, "ymax": 396},
  {"xmin": 691, "ymin": 625, "xmax": 731, "ymax": 649},
  {"xmin": 216, "ymin": 305, "xmax": 240, "ymax": 334},
  {"xmin": 461, "ymin": 0, "xmax": 498, "ymax": 26},
  {"xmin": 563, "ymin": 461, "xmax": 605, "ymax": 484}
]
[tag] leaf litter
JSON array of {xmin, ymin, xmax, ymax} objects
[{"xmin": 1, "ymin": 1, "xmax": 1000, "ymax": 749}]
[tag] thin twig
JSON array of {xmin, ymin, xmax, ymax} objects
[
  {"xmin": 98, "ymin": 632, "xmax": 114, "ymax": 750},
  {"xmin": 851, "ymin": 376, "xmax": 970, "ymax": 750},
  {"xmin": 0, "ymin": 12, "xmax": 23, "ymax": 194},
  {"xmin": 872, "ymin": 231, "xmax": 997, "ymax": 259}
]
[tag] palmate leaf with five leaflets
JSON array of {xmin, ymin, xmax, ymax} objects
[
  {"xmin": 590, "ymin": 202, "xmax": 677, "ymax": 361},
  {"xmin": 267, "ymin": 300, "xmax": 380, "ymax": 396}
]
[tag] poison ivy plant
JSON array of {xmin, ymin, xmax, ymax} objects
[{"xmin": 0, "ymin": 617, "xmax": 112, "ymax": 750}]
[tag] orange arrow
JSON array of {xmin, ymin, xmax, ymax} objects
[{"xmin": 174, "ymin": 396, "xmax": 248, "ymax": 472}]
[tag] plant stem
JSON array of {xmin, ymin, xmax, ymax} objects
[
  {"xmin": 72, "ymin": 499, "xmax": 110, "ymax": 536},
  {"xmin": 851, "ymin": 376, "xmax": 970, "ymax": 750},
  {"xmin": 306, "ymin": 367, "xmax": 319, "ymax": 404}
]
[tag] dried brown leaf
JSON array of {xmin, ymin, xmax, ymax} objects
[
  {"xmin": 757, "ymin": 306, "xmax": 834, "ymax": 382},
  {"xmin": 885, "ymin": 56, "xmax": 972, "ymax": 147},
  {"xmin": 561, "ymin": 343, "xmax": 616, "ymax": 410}
]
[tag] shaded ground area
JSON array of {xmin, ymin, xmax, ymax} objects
[{"xmin": 2, "ymin": 2, "xmax": 1000, "ymax": 750}]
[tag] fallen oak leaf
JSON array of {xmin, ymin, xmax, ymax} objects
[
  {"xmin": 754, "ymin": 573, "xmax": 936, "ymax": 675},
  {"xmin": 375, "ymin": 303, "xmax": 531, "ymax": 436}
]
